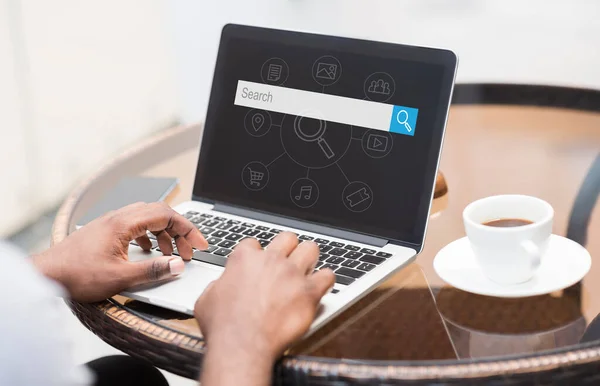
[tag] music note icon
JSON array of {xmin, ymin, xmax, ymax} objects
[
  {"xmin": 290, "ymin": 179, "xmax": 319, "ymax": 208},
  {"xmin": 295, "ymin": 185, "xmax": 312, "ymax": 201}
]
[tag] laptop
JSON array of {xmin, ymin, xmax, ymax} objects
[{"xmin": 123, "ymin": 24, "xmax": 457, "ymax": 335}]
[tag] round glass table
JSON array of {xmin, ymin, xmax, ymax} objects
[{"xmin": 52, "ymin": 84, "xmax": 600, "ymax": 384}]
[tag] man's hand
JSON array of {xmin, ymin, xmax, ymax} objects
[
  {"xmin": 32, "ymin": 202, "xmax": 208, "ymax": 302},
  {"xmin": 195, "ymin": 233, "xmax": 335, "ymax": 386}
]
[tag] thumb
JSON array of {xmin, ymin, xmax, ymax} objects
[
  {"xmin": 125, "ymin": 256, "xmax": 186, "ymax": 286},
  {"xmin": 194, "ymin": 280, "xmax": 215, "ymax": 326}
]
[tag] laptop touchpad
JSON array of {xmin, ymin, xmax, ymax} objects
[{"xmin": 124, "ymin": 249, "xmax": 223, "ymax": 311}]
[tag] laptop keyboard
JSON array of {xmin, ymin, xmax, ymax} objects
[{"xmin": 131, "ymin": 211, "xmax": 393, "ymax": 292}]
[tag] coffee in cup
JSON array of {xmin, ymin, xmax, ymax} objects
[
  {"xmin": 482, "ymin": 218, "xmax": 534, "ymax": 228},
  {"xmin": 463, "ymin": 195, "xmax": 554, "ymax": 285}
]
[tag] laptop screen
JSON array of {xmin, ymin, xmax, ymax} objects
[{"xmin": 194, "ymin": 25, "xmax": 456, "ymax": 247}]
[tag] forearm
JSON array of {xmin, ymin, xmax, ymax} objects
[
  {"xmin": 30, "ymin": 246, "xmax": 79, "ymax": 300},
  {"xmin": 200, "ymin": 339, "xmax": 274, "ymax": 386},
  {"xmin": 31, "ymin": 249, "xmax": 66, "ymax": 289}
]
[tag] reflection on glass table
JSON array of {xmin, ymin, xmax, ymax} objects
[
  {"xmin": 435, "ymin": 286, "xmax": 586, "ymax": 359},
  {"xmin": 290, "ymin": 265, "xmax": 456, "ymax": 360}
]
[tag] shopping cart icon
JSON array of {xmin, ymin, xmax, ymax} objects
[
  {"xmin": 242, "ymin": 162, "xmax": 269, "ymax": 191},
  {"xmin": 248, "ymin": 168, "xmax": 264, "ymax": 187}
]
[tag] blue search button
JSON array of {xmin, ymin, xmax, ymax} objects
[{"xmin": 389, "ymin": 105, "xmax": 419, "ymax": 136}]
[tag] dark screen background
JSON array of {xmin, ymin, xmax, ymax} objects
[{"xmin": 194, "ymin": 27, "xmax": 454, "ymax": 245}]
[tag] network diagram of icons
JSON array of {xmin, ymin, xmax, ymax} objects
[{"xmin": 241, "ymin": 56, "xmax": 397, "ymax": 212}]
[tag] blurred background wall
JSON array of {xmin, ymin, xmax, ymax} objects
[
  {"xmin": 0, "ymin": 0, "xmax": 178, "ymax": 238},
  {"xmin": 1, "ymin": 0, "xmax": 599, "ymax": 245}
]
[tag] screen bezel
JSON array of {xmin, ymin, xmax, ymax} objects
[{"xmin": 192, "ymin": 24, "xmax": 457, "ymax": 251}]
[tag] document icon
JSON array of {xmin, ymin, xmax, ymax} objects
[
  {"xmin": 316, "ymin": 62, "xmax": 337, "ymax": 80},
  {"xmin": 267, "ymin": 64, "xmax": 282, "ymax": 82}
]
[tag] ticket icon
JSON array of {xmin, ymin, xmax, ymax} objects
[{"xmin": 345, "ymin": 187, "xmax": 371, "ymax": 208}]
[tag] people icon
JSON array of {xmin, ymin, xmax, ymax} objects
[{"xmin": 368, "ymin": 79, "xmax": 391, "ymax": 95}]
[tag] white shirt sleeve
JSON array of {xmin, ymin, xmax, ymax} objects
[{"xmin": 0, "ymin": 241, "xmax": 94, "ymax": 386}]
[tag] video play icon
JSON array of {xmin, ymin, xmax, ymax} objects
[
  {"xmin": 367, "ymin": 134, "xmax": 388, "ymax": 152},
  {"xmin": 361, "ymin": 130, "xmax": 393, "ymax": 158}
]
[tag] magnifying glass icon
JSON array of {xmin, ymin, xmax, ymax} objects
[
  {"xmin": 396, "ymin": 109, "xmax": 412, "ymax": 133},
  {"xmin": 294, "ymin": 115, "xmax": 335, "ymax": 159}
]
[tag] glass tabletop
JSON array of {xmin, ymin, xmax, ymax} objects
[
  {"xmin": 102, "ymin": 98, "xmax": 600, "ymax": 366},
  {"xmin": 290, "ymin": 103, "xmax": 600, "ymax": 361}
]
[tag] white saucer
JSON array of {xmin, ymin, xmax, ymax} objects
[{"xmin": 433, "ymin": 235, "xmax": 591, "ymax": 298}]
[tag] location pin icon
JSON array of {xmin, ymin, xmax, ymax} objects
[{"xmin": 252, "ymin": 113, "xmax": 264, "ymax": 132}]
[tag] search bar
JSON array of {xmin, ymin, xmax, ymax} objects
[{"xmin": 234, "ymin": 80, "xmax": 418, "ymax": 136}]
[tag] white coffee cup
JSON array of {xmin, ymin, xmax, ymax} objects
[{"xmin": 463, "ymin": 195, "xmax": 554, "ymax": 285}]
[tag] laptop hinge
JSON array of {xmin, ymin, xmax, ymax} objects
[{"xmin": 213, "ymin": 203, "xmax": 388, "ymax": 248}]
